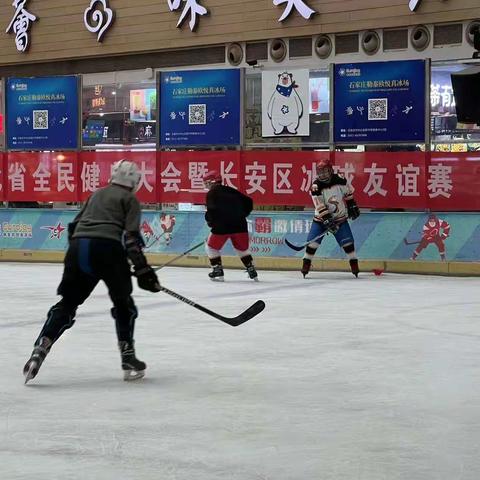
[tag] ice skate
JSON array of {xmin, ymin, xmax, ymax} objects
[
  {"xmin": 246, "ymin": 264, "xmax": 259, "ymax": 282},
  {"xmin": 23, "ymin": 337, "xmax": 52, "ymax": 384},
  {"xmin": 349, "ymin": 258, "xmax": 360, "ymax": 278},
  {"xmin": 301, "ymin": 259, "xmax": 312, "ymax": 278},
  {"xmin": 119, "ymin": 341, "xmax": 146, "ymax": 381},
  {"xmin": 209, "ymin": 265, "xmax": 224, "ymax": 282}
]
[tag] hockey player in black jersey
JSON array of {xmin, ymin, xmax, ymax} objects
[
  {"xmin": 23, "ymin": 160, "xmax": 161, "ymax": 383},
  {"xmin": 302, "ymin": 159, "xmax": 361, "ymax": 278},
  {"xmin": 203, "ymin": 171, "xmax": 258, "ymax": 282}
]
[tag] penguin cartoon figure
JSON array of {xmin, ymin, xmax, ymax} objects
[{"xmin": 267, "ymin": 71, "xmax": 304, "ymax": 135}]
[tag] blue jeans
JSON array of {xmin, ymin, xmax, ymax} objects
[{"xmin": 307, "ymin": 220, "xmax": 354, "ymax": 249}]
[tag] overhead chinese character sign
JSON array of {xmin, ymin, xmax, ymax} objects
[
  {"xmin": 160, "ymin": 69, "xmax": 241, "ymax": 146},
  {"xmin": 5, "ymin": 0, "xmax": 37, "ymax": 52},
  {"xmin": 6, "ymin": 76, "xmax": 79, "ymax": 150},
  {"xmin": 167, "ymin": 0, "xmax": 208, "ymax": 31},
  {"xmin": 273, "ymin": 0, "xmax": 315, "ymax": 22},
  {"xmin": 84, "ymin": 0, "xmax": 115, "ymax": 42},
  {"xmin": 334, "ymin": 60, "xmax": 426, "ymax": 143},
  {"xmin": 262, "ymin": 69, "xmax": 310, "ymax": 137}
]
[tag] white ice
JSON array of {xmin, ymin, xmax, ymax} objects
[{"xmin": 0, "ymin": 263, "xmax": 479, "ymax": 480}]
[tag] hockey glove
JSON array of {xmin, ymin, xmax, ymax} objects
[
  {"xmin": 314, "ymin": 213, "xmax": 339, "ymax": 234},
  {"xmin": 347, "ymin": 200, "xmax": 361, "ymax": 220},
  {"xmin": 135, "ymin": 266, "xmax": 161, "ymax": 293},
  {"xmin": 125, "ymin": 232, "xmax": 160, "ymax": 292},
  {"xmin": 325, "ymin": 219, "xmax": 339, "ymax": 234}
]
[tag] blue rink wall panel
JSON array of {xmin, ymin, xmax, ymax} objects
[{"xmin": 0, "ymin": 209, "xmax": 479, "ymax": 262}]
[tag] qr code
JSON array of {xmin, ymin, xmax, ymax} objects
[
  {"xmin": 368, "ymin": 98, "xmax": 388, "ymax": 121},
  {"xmin": 189, "ymin": 104, "xmax": 206, "ymax": 125},
  {"xmin": 33, "ymin": 110, "xmax": 49, "ymax": 130}
]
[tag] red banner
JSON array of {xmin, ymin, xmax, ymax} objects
[
  {"xmin": 428, "ymin": 153, "xmax": 480, "ymax": 211},
  {"xmin": 0, "ymin": 153, "xmax": 4, "ymax": 201},
  {"xmin": 159, "ymin": 151, "xmax": 242, "ymax": 204},
  {"xmin": 79, "ymin": 151, "xmax": 157, "ymax": 203},
  {"xmin": 1, "ymin": 150, "xmax": 479, "ymax": 211},
  {"xmin": 6, "ymin": 152, "xmax": 79, "ymax": 202},
  {"xmin": 241, "ymin": 151, "xmax": 330, "ymax": 206},
  {"xmin": 0, "ymin": 152, "xmax": 6, "ymax": 202},
  {"xmin": 334, "ymin": 152, "xmax": 428, "ymax": 210}
]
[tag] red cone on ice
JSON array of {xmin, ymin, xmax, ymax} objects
[{"xmin": 373, "ymin": 269, "xmax": 384, "ymax": 276}]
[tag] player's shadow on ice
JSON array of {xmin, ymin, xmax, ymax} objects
[
  {"xmin": 303, "ymin": 273, "xmax": 365, "ymax": 280},
  {"xmin": 24, "ymin": 375, "xmax": 178, "ymax": 390}
]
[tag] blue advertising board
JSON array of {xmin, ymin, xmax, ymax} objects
[
  {"xmin": 160, "ymin": 69, "xmax": 241, "ymax": 146},
  {"xmin": 0, "ymin": 209, "xmax": 478, "ymax": 262},
  {"xmin": 6, "ymin": 76, "xmax": 79, "ymax": 150},
  {"xmin": 334, "ymin": 60, "xmax": 426, "ymax": 143}
]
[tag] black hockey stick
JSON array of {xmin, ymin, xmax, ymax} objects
[
  {"xmin": 403, "ymin": 238, "xmax": 422, "ymax": 246},
  {"xmin": 160, "ymin": 286, "xmax": 265, "ymax": 327},
  {"xmin": 285, "ymin": 231, "xmax": 329, "ymax": 252},
  {"xmin": 153, "ymin": 241, "xmax": 205, "ymax": 272}
]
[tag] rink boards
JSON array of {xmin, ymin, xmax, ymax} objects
[{"xmin": 0, "ymin": 209, "xmax": 479, "ymax": 275}]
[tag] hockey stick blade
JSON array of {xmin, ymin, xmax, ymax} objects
[
  {"xmin": 285, "ymin": 231, "xmax": 329, "ymax": 252},
  {"xmin": 285, "ymin": 238, "xmax": 309, "ymax": 252},
  {"xmin": 160, "ymin": 286, "xmax": 265, "ymax": 327},
  {"xmin": 403, "ymin": 238, "xmax": 422, "ymax": 246}
]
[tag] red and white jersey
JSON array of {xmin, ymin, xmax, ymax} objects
[
  {"xmin": 422, "ymin": 217, "xmax": 450, "ymax": 241},
  {"xmin": 160, "ymin": 215, "xmax": 176, "ymax": 233}
]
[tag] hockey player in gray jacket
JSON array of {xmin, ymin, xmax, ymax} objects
[{"xmin": 24, "ymin": 160, "xmax": 161, "ymax": 383}]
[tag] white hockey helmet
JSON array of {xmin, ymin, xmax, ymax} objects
[{"xmin": 110, "ymin": 160, "xmax": 141, "ymax": 191}]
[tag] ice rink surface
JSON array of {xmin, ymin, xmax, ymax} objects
[{"xmin": 0, "ymin": 262, "xmax": 479, "ymax": 480}]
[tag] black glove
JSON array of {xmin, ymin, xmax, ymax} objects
[
  {"xmin": 135, "ymin": 266, "xmax": 161, "ymax": 293},
  {"xmin": 324, "ymin": 218, "xmax": 339, "ymax": 234},
  {"xmin": 347, "ymin": 200, "xmax": 361, "ymax": 220},
  {"xmin": 314, "ymin": 213, "xmax": 339, "ymax": 234}
]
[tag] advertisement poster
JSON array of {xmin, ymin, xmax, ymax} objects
[
  {"xmin": 160, "ymin": 69, "xmax": 241, "ymax": 146},
  {"xmin": 431, "ymin": 67, "xmax": 480, "ymax": 141},
  {"xmin": 309, "ymin": 77, "xmax": 329, "ymax": 114},
  {"xmin": 262, "ymin": 69, "xmax": 310, "ymax": 137},
  {"xmin": 334, "ymin": 60, "xmax": 426, "ymax": 143},
  {"xmin": 0, "ymin": 209, "xmax": 479, "ymax": 262},
  {"xmin": 82, "ymin": 119, "xmax": 105, "ymax": 146},
  {"xmin": 130, "ymin": 88, "xmax": 157, "ymax": 122},
  {"xmin": 6, "ymin": 76, "xmax": 79, "ymax": 150}
]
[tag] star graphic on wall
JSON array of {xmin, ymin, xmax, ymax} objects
[
  {"xmin": 281, "ymin": 105, "xmax": 290, "ymax": 114},
  {"xmin": 41, "ymin": 222, "xmax": 66, "ymax": 240}
]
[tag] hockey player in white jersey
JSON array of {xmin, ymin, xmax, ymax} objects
[{"xmin": 302, "ymin": 159, "xmax": 361, "ymax": 278}]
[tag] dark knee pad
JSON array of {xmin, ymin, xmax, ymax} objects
[
  {"xmin": 111, "ymin": 297, "xmax": 138, "ymax": 343},
  {"xmin": 306, "ymin": 246, "xmax": 317, "ymax": 256},
  {"xmin": 343, "ymin": 243, "xmax": 355, "ymax": 255},
  {"xmin": 38, "ymin": 300, "xmax": 77, "ymax": 345}
]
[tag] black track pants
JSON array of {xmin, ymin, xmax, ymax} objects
[{"xmin": 36, "ymin": 238, "xmax": 137, "ymax": 346}]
